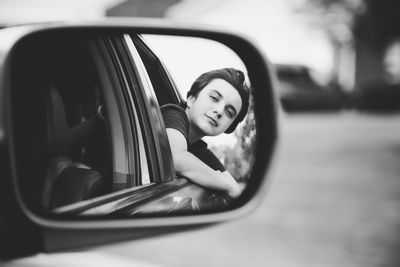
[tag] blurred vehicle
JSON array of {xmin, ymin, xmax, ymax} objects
[
  {"xmin": 350, "ymin": 81, "xmax": 400, "ymax": 111},
  {"xmin": 275, "ymin": 64, "xmax": 345, "ymax": 112}
]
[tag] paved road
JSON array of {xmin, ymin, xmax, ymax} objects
[
  {"xmin": 8, "ymin": 112, "xmax": 400, "ymax": 267},
  {"xmin": 101, "ymin": 112, "xmax": 400, "ymax": 266}
]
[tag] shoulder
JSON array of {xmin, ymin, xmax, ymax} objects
[
  {"xmin": 161, "ymin": 104, "xmax": 189, "ymax": 125},
  {"xmin": 161, "ymin": 103, "xmax": 190, "ymax": 141},
  {"xmin": 161, "ymin": 104, "xmax": 188, "ymax": 123}
]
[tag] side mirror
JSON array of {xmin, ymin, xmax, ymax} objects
[{"xmin": 0, "ymin": 19, "xmax": 277, "ymax": 258}]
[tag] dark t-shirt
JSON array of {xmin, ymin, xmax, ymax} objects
[{"xmin": 161, "ymin": 104, "xmax": 225, "ymax": 172}]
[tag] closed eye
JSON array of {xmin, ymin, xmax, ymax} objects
[
  {"xmin": 226, "ymin": 107, "xmax": 236, "ymax": 119},
  {"xmin": 210, "ymin": 95, "xmax": 219, "ymax": 102}
]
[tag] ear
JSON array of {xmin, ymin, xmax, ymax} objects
[{"xmin": 186, "ymin": 95, "xmax": 196, "ymax": 108}]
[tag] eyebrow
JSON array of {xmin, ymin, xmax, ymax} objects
[{"xmin": 211, "ymin": 90, "xmax": 237, "ymax": 116}]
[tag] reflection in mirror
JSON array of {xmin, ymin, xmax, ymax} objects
[{"xmin": 11, "ymin": 32, "xmax": 256, "ymax": 217}]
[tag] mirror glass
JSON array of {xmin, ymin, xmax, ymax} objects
[{"xmin": 11, "ymin": 31, "xmax": 256, "ymax": 217}]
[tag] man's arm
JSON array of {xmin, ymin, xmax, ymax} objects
[{"xmin": 166, "ymin": 128, "xmax": 241, "ymax": 197}]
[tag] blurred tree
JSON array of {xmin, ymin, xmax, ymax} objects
[
  {"xmin": 297, "ymin": 0, "xmax": 400, "ymax": 88},
  {"xmin": 353, "ymin": 0, "xmax": 400, "ymax": 86},
  {"xmin": 295, "ymin": 0, "xmax": 364, "ymax": 89},
  {"xmin": 298, "ymin": 0, "xmax": 362, "ymax": 42}
]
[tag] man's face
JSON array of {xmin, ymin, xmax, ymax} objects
[{"xmin": 187, "ymin": 78, "xmax": 242, "ymax": 137}]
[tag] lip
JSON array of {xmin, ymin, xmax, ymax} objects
[{"xmin": 205, "ymin": 115, "xmax": 218, "ymax": 127}]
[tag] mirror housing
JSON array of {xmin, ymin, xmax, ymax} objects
[{"xmin": 0, "ymin": 19, "xmax": 278, "ymax": 258}]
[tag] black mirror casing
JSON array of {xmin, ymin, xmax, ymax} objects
[{"xmin": 0, "ymin": 19, "xmax": 278, "ymax": 258}]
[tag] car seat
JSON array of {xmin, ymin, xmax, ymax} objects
[{"xmin": 42, "ymin": 84, "xmax": 105, "ymax": 209}]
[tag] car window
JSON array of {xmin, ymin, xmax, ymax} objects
[{"xmin": 11, "ymin": 33, "xmax": 114, "ymax": 211}]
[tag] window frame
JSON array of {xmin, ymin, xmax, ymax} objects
[
  {"xmin": 90, "ymin": 38, "xmax": 139, "ymax": 191},
  {"xmin": 131, "ymin": 34, "xmax": 183, "ymax": 106},
  {"xmin": 119, "ymin": 34, "xmax": 176, "ymax": 183}
]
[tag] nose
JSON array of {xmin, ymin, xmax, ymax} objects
[{"xmin": 212, "ymin": 103, "xmax": 224, "ymax": 118}]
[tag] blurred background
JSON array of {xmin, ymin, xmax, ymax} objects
[
  {"xmin": 3, "ymin": 0, "xmax": 400, "ymax": 112},
  {"xmin": 4, "ymin": 0, "xmax": 400, "ymax": 266}
]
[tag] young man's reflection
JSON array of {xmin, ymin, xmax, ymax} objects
[{"xmin": 162, "ymin": 68, "xmax": 250, "ymax": 198}]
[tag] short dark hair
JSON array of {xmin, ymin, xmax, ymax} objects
[{"xmin": 187, "ymin": 68, "xmax": 250, "ymax": 133}]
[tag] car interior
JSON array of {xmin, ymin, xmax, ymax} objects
[{"xmin": 11, "ymin": 34, "xmax": 113, "ymax": 212}]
